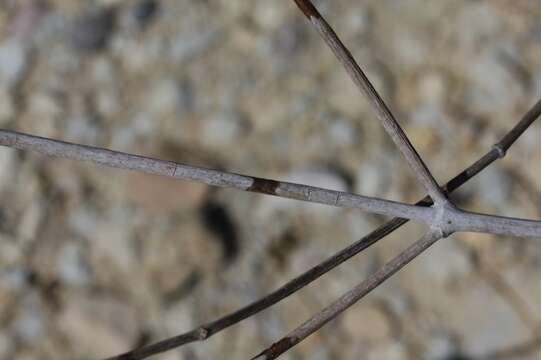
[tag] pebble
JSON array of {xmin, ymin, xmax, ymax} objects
[
  {"xmin": 69, "ymin": 7, "xmax": 116, "ymax": 52},
  {"xmin": 64, "ymin": 114, "xmax": 101, "ymax": 145},
  {"xmin": 466, "ymin": 50, "xmax": 522, "ymax": 117},
  {"xmin": 0, "ymin": 332, "xmax": 11, "ymax": 359},
  {"xmin": 0, "ymin": 39, "xmax": 29, "ymax": 89},
  {"xmin": 58, "ymin": 296, "xmax": 137, "ymax": 358},
  {"xmin": 417, "ymin": 71, "xmax": 447, "ymax": 105},
  {"xmin": 502, "ymin": 263, "xmax": 541, "ymax": 321},
  {"xmin": 355, "ymin": 157, "xmax": 392, "ymax": 197},
  {"xmin": 439, "ymin": 280, "xmax": 530, "ymax": 357},
  {"xmin": 0, "ymin": 88, "xmax": 14, "ymax": 125},
  {"xmin": 170, "ymin": 30, "xmax": 220, "ymax": 64},
  {"xmin": 202, "ymin": 112, "xmax": 244, "ymax": 147},
  {"xmin": 146, "ymin": 78, "xmax": 182, "ymax": 117},
  {"xmin": 342, "ymin": 304, "xmax": 393, "ymax": 343},
  {"xmin": 57, "ymin": 243, "xmax": 89, "ymax": 286},
  {"xmin": 328, "ymin": 118, "xmax": 357, "ymax": 147},
  {"xmin": 475, "ymin": 166, "xmax": 513, "ymax": 210},
  {"xmin": 345, "ymin": 8, "xmax": 372, "ymax": 36},
  {"xmin": 367, "ymin": 342, "xmax": 408, "ymax": 360},
  {"xmin": 13, "ymin": 294, "xmax": 44, "ymax": 343},
  {"xmin": 0, "ymin": 147, "xmax": 15, "ymax": 194},
  {"xmin": 132, "ymin": 0, "xmax": 158, "ymax": 28},
  {"xmin": 414, "ymin": 238, "xmax": 472, "ymax": 285},
  {"xmin": 68, "ymin": 207, "xmax": 99, "ymax": 240},
  {"xmin": 254, "ymin": 3, "xmax": 285, "ymax": 31},
  {"xmin": 422, "ymin": 332, "xmax": 458, "ymax": 360}
]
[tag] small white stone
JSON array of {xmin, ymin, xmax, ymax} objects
[
  {"xmin": 14, "ymin": 295, "xmax": 44, "ymax": 343},
  {"xmin": 423, "ymin": 332, "xmax": 457, "ymax": 360},
  {"xmin": 0, "ymin": 39, "xmax": 29, "ymax": 89},
  {"xmin": 345, "ymin": 9, "xmax": 371, "ymax": 35},
  {"xmin": 57, "ymin": 243, "xmax": 89, "ymax": 286},
  {"xmin": 202, "ymin": 112, "xmax": 243, "ymax": 147},
  {"xmin": 356, "ymin": 158, "xmax": 392, "ymax": 197},
  {"xmin": 0, "ymin": 89, "xmax": 14, "ymax": 125},
  {"xmin": 328, "ymin": 119, "xmax": 357, "ymax": 146},
  {"xmin": 415, "ymin": 239, "xmax": 472, "ymax": 284},
  {"xmin": 254, "ymin": 3, "xmax": 284, "ymax": 31},
  {"xmin": 0, "ymin": 332, "xmax": 11, "ymax": 358},
  {"xmin": 475, "ymin": 166, "xmax": 513, "ymax": 209},
  {"xmin": 367, "ymin": 342, "xmax": 408, "ymax": 360},
  {"xmin": 0, "ymin": 147, "xmax": 15, "ymax": 194},
  {"xmin": 147, "ymin": 79, "xmax": 180, "ymax": 116},
  {"xmin": 342, "ymin": 304, "xmax": 392, "ymax": 343},
  {"xmin": 418, "ymin": 71, "xmax": 447, "ymax": 105}
]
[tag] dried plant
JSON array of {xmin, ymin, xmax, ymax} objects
[{"xmin": 1, "ymin": 1, "xmax": 540, "ymax": 359}]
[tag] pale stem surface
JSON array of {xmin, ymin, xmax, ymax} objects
[
  {"xmin": 105, "ymin": 97, "xmax": 541, "ymax": 360},
  {"xmin": 0, "ymin": 129, "xmax": 434, "ymax": 223},
  {"xmin": 292, "ymin": 0, "xmax": 448, "ymax": 205},
  {"xmin": 253, "ymin": 230, "xmax": 443, "ymax": 359},
  {"xmin": 0, "ymin": 0, "xmax": 539, "ymax": 357}
]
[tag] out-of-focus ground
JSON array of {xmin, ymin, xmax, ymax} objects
[{"xmin": 1, "ymin": 0, "xmax": 541, "ymax": 359}]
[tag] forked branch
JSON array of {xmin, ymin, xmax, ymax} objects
[
  {"xmin": 104, "ymin": 98, "xmax": 541, "ymax": 360},
  {"xmin": 0, "ymin": 1, "xmax": 539, "ymax": 359},
  {"xmin": 292, "ymin": 0, "xmax": 448, "ymax": 205},
  {"xmin": 253, "ymin": 230, "xmax": 443, "ymax": 359}
]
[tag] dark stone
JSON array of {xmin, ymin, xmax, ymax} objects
[
  {"xmin": 200, "ymin": 200, "xmax": 239, "ymax": 263},
  {"xmin": 69, "ymin": 7, "xmax": 116, "ymax": 52},
  {"xmin": 133, "ymin": 0, "xmax": 159, "ymax": 28}
]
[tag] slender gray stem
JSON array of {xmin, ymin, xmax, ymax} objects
[
  {"xmin": 103, "ymin": 98, "xmax": 541, "ymax": 360},
  {"xmin": 4, "ymin": 129, "xmax": 540, "ymax": 239},
  {"xmin": 451, "ymin": 209, "xmax": 541, "ymax": 238},
  {"xmin": 292, "ymin": 0, "xmax": 448, "ymax": 205},
  {"xmin": 252, "ymin": 230, "xmax": 443, "ymax": 360},
  {"xmin": 0, "ymin": 129, "xmax": 436, "ymax": 222}
]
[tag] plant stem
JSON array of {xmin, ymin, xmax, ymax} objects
[
  {"xmin": 0, "ymin": 129, "xmax": 434, "ymax": 223},
  {"xmin": 252, "ymin": 230, "xmax": 443, "ymax": 359},
  {"xmin": 104, "ymin": 98, "xmax": 541, "ymax": 360},
  {"xmin": 292, "ymin": 0, "xmax": 448, "ymax": 205}
]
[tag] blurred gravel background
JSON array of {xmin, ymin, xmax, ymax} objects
[{"xmin": 1, "ymin": 0, "xmax": 541, "ymax": 359}]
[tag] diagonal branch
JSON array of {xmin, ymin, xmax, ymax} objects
[
  {"xmin": 252, "ymin": 230, "xmax": 443, "ymax": 359},
  {"xmin": 0, "ymin": 129, "xmax": 435, "ymax": 223},
  {"xmin": 104, "ymin": 99, "xmax": 541, "ymax": 360},
  {"xmin": 292, "ymin": 0, "xmax": 448, "ymax": 205}
]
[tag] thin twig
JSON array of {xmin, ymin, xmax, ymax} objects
[
  {"xmin": 2, "ymin": 130, "xmax": 541, "ymax": 239},
  {"xmin": 450, "ymin": 209, "xmax": 541, "ymax": 238},
  {"xmin": 104, "ymin": 98, "xmax": 541, "ymax": 360},
  {"xmin": 292, "ymin": 0, "xmax": 448, "ymax": 205},
  {"xmin": 252, "ymin": 230, "xmax": 443, "ymax": 359},
  {"xmin": 0, "ymin": 129, "xmax": 434, "ymax": 223}
]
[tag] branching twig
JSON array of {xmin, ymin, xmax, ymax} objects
[
  {"xmin": 0, "ymin": 1, "xmax": 540, "ymax": 359},
  {"xmin": 103, "ymin": 98, "xmax": 541, "ymax": 360},
  {"xmin": 292, "ymin": 0, "xmax": 448, "ymax": 205},
  {"xmin": 252, "ymin": 230, "xmax": 443, "ymax": 359}
]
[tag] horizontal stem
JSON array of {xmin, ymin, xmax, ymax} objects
[
  {"xmin": 0, "ymin": 129, "xmax": 436, "ymax": 222},
  {"xmin": 451, "ymin": 209, "xmax": 541, "ymax": 238}
]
